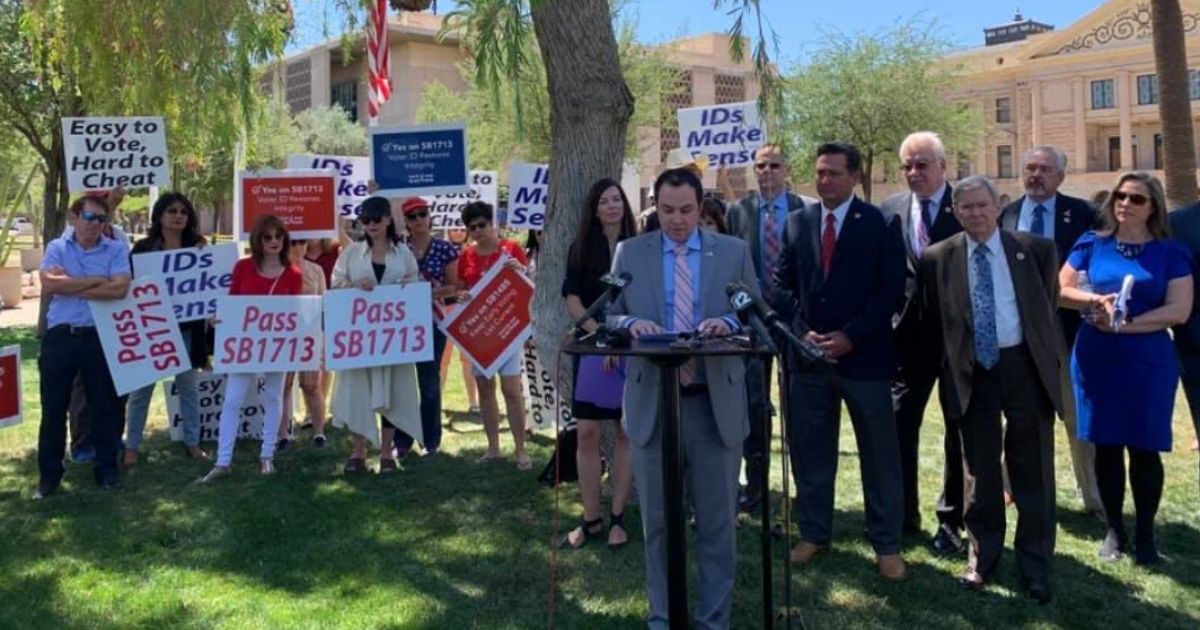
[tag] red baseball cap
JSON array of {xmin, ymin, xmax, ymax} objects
[{"xmin": 401, "ymin": 197, "xmax": 430, "ymax": 215}]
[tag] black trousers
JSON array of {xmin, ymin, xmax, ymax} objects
[
  {"xmin": 958, "ymin": 345, "xmax": 1056, "ymax": 583},
  {"xmin": 38, "ymin": 326, "xmax": 121, "ymax": 487},
  {"xmin": 742, "ymin": 355, "xmax": 773, "ymax": 469},
  {"xmin": 893, "ymin": 345, "xmax": 963, "ymax": 531}
]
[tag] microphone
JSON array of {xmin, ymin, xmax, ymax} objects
[
  {"xmin": 726, "ymin": 282, "xmax": 828, "ymax": 363},
  {"xmin": 1112, "ymin": 274, "xmax": 1135, "ymax": 332},
  {"xmin": 573, "ymin": 271, "xmax": 633, "ymax": 333},
  {"xmin": 726, "ymin": 283, "xmax": 780, "ymax": 355}
]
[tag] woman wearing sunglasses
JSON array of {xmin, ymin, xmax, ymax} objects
[
  {"xmin": 457, "ymin": 200, "xmax": 533, "ymax": 469},
  {"xmin": 330, "ymin": 196, "xmax": 422, "ymax": 473},
  {"xmin": 277, "ymin": 238, "xmax": 328, "ymax": 450},
  {"xmin": 1058, "ymin": 172, "xmax": 1193, "ymax": 565},
  {"xmin": 198, "ymin": 215, "xmax": 304, "ymax": 483},
  {"xmin": 124, "ymin": 193, "xmax": 209, "ymax": 465}
]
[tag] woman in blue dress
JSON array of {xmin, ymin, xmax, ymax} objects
[{"xmin": 1058, "ymin": 172, "xmax": 1193, "ymax": 565}]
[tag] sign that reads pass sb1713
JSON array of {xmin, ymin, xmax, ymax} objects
[
  {"xmin": 62, "ymin": 116, "xmax": 170, "ymax": 192},
  {"xmin": 89, "ymin": 277, "xmax": 191, "ymax": 396},
  {"xmin": 323, "ymin": 283, "xmax": 435, "ymax": 370},
  {"xmin": 213, "ymin": 296, "xmax": 323, "ymax": 374},
  {"xmin": 370, "ymin": 122, "xmax": 470, "ymax": 197}
]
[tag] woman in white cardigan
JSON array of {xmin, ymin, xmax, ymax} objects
[{"xmin": 330, "ymin": 197, "xmax": 422, "ymax": 473}]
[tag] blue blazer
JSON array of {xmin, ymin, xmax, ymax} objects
[
  {"xmin": 772, "ymin": 197, "xmax": 906, "ymax": 380},
  {"xmin": 1170, "ymin": 202, "xmax": 1200, "ymax": 373}
]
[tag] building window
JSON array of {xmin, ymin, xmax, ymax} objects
[
  {"xmin": 997, "ymin": 145, "xmax": 1013, "ymax": 178},
  {"xmin": 995, "ymin": 97, "xmax": 1012, "ymax": 123},
  {"xmin": 957, "ymin": 154, "xmax": 972, "ymax": 178},
  {"xmin": 1091, "ymin": 79, "xmax": 1115, "ymax": 109},
  {"xmin": 1189, "ymin": 70, "xmax": 1200, "ymax": 100},
  {"xmin": 1155, "ymin": 133, "xmax": 1163, "ymax": 170},
  {"xmin": 1137, "ymin": 74, "xmax": 1158, "ymax": 105},
  {"xmin": 331, "ymin": 81, "xmax": 358, "ymax": 123}
]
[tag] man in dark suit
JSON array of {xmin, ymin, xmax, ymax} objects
[
  {"xmin": 725, "ymin": 145, "xmax": 815, "ymax": 511},
  {"xmin": 1170, "ymin": 201, "xmax": 1200, "ymax": 500},
  {"xmin": 920, "ymin": 175, "xmax": 1061, "ymax": 604},
  {"xmin": 1000, "ymin": 145, "xmax": 1103, "ymax": 517},
  {"xmin": 774, "ymin": 143, "xmax": 907, "ymax": 579},
  {"xmin": 879, "ymin": 131, "xmax": 965, "ymax": 552}
]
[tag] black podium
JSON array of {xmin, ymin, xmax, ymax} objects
[{"xmin": 562, "ymin": 333, "xmax": 767, "ymax": 629}]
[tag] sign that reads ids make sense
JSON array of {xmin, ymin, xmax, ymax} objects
[
  {"xmin": 370, "ymin": 122, "xmax": 470, "ymax": 197},
  {"xmin": 62, "ymin": 116, "xmax": 170, "ymax": 192},
  {"xmin": 425, "ymin": 171, "xmax": 499, "ymax": 229},
  {"xmin": 286, "ymin": 154, "xmax": 370, "ymax": 218},
  {"xmin": 677, "ymin": 100, "xmax": 765, "ymax": 168},
  {"xmin": 505, "ymin": 163, "xmax": 549, "ymax": 230},
  {"xmin": 132, "ymin": 243, "xmax": 238, "ymax": 322},
  {"xmin": 236, "ymin": 169, "xmax": 338, "ymax": 240}
]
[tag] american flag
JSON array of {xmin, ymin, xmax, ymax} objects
[{"xmin": 367, "ymin": 0, "xmax": 391, "ymax": 125}]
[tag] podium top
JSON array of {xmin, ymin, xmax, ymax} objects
[{"xmin": 560, "ymin": 333, "xmax": 765, "ymax": 358}]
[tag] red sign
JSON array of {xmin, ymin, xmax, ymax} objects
[
  {"xmin": 0, "ymin": 346, "xmax": 21, "ymax": 429},
  {"xmin": 441, "ymin": 264, "xmax": 533, "ymax": 377},
  {"xmin": 238, "ymin": 170, "xmax": 337, "ymax": 239}
]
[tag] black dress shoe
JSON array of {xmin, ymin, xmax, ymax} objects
[
  {"xmin": 930, "ymin": 524, "xmax": 965, "ymax": 556},
  {"xmin": 902, "ymin": 518, "xmax": 923, "ymax": 536},
  {"xmin": 33, "ymin": 479, "xmax": 59, "ymax": 500},
  {"xmin": 1023, "ymin": 581, "xmax": 1051, "ymax": 605},
  {"xmin": 957, "ymin": 570, "xmax": 985, "ymax": 591}
]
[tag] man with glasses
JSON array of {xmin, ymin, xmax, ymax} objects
[
  {"xmin": 879, "ymin": 131, "xmax": 965, "ymax": 553},
  {"xmin": 35, "ymin": 195, "xmax": 132, "ymax": 499},
  {"xmin": 725, "ymin": 145, "xmax": 816, "ymax": 512}
]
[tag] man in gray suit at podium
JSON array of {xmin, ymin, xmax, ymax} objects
[{"xmin": 608, "ymin": 167, "xmax": 759, "ymax": 629}]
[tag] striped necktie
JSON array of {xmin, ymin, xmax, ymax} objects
[{"xmin": 673, "ymin": 243, "xmax": 696, "ymax": 385}]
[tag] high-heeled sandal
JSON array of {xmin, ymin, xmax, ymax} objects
[
  {"xmin": 559, "ymin": 515, "xmax": 605, "ymax": 550},
  {"xmin": 260, "ymin": 459, "xmax": 276, "ymax": 475},
  {"xmin": 608, "ymin": 511, "xmax": 629, "ymax": 551},
  {"xmin": 196, "ymin": 466, "xmax": 231, "ymax": 485}
]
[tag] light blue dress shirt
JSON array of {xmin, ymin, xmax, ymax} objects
[
  {"xmin": 42, "ymin": 234, "xmax": 131, "ymax": 328},
  {"xmin": 1017, "ymin": 194, "xmax": 1057, "ymax": 241},
  {"xmin": 965, "ymin": 229, "xmax": 1022, "ymax": 348}
]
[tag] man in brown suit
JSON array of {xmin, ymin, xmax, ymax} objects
[{"xmin": 919, "ymin": 175, "xmax": 1062, "ymax": 604}]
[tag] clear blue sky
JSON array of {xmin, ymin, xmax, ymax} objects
[{"xmin": 288, "ymin": 0, "xmax": 1106, "ymax": 62}]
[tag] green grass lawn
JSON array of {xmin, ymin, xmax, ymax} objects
[{"xmin": 0, "ymin": 325, "xmax": 1198, "ymax": 628}]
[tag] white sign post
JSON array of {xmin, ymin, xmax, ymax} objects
[
  {"xmin": 677, "ymin": 100, "xmax": 765, "ymax": 168},
  {"xmin": 90, "ymin": 277, "xmax": 191, "ymax": 396},
  {"xmin": 505, "ymin": 163, "xmax": 549, "ymax": 230},
  {"xmin": 131, "ymin": 243, "xmax": 238, "ymax": 322},
  {"xmin": 0, "ymin": 345, "xmax": 21, "ymax": 430},
  {"xmin": 425, "ymin": 171, "xmax": 499, "ymax": 229},
  {"xmin": 213, "ymin": 296, "xmax": 323, "ymax": 374},
  {"xmin": 165, "ymin": 372, "xmax": 266, "ymax": 442},
  {"xmin": 323, "ymin": 283, "xmax": 435, "ymax": 370},
  {"xmin": 62, "ymin": 116, "xmax": 171, "ymax": 192}
]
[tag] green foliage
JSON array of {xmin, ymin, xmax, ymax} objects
[
  {"xmin": 780, "ymin": 19, "xmax": 982, "ymax": 200},
  {"xmin": 0, "ymin": 163, "xmax": 39, "ymax": 266},
  {"xmin": 295, "ymin": 105, "xmax": 369, "ymax": 156}
]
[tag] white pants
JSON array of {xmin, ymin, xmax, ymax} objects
[{"xmin": 216, "ymin": 372, "xmax": 285, "ymax": 467}]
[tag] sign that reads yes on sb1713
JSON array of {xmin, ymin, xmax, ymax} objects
[
  {"xmin": 214, "ymin": 296, "xmax": 323, "ymax": 374},
  {"xmin": 131, "ymin": 243, "xmax": 238, "ymax": 323},
  {"xmin": 286, "ymin": 154, "xmax": 371, "ymax": 218},
  {"xmin": 440, "ymin": 263, "xmax": 534, "ymax": 377},
  {"xmin": 677, "ymin": 100, "xmax": 765, "ymax": 168},
  {"xmin": 62, "ymin": 116, "xmax": 170, "ymax": 192},
  {"xmin": 90, "ymin": 277, "xmax": 191, "ymax": 396},
  {"xmin": 370, "ymin": 122, "xmax": 470, "ymax": 197},
  {"xmin": 236, "ymin": 169, "xmax": 338, "ymax": 240},
  {"xmin": 505, "ymin": 163, "xmax": 549, "ymax": 230},
  {"xmin": 323, "ymin": 283, "xmax": 434, "ymax": 370}
]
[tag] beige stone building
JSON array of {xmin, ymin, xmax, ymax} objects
[
  {"xmin": 269, "ymin": 12, "xmax": 759, "ymax": 203},
  {"xmin": 943, "ymin": 0, "xmax": 1200, "ymax": 200}
]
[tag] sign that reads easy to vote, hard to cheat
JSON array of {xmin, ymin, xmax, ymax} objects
[
  {"xmin": 677, "ymin": 100, "xmax": 765, "ymax": 168},
  {"xmin": 131, "ymin": 243, "xmax": 238, "ymax": 322},
  {"xmin": 370, "ymin": 122, "xmax": 470, "ymax": 197},
  {"xmin": 505, "ymin": 163, "xmax": 549, "ymax": 230},
  {"xmin": 424, "ymin": 171, "xmax": 498, "ymax": 229},
  {"xmin": 0, "ymin": 345, "xmax": 21, "ymax": 430},
  {"xmin": 62, "ymin": 116, "xmax": 170, "ymax": 193},
  {"xmin": 521, "ymin": 343, "xmax": 569, "ymax": 432},
  {"xmin": 165, "ymin": 372, "xmax": 266, "ymax": 442},
  {"xmin": 323, "ymin": 283, "xmax": 435, "ymax": 370},
  {"xmin": 237, "ymin": 170, "xmax": 338, "ymax": 240},
  {"xmin": 214, "ymin": 296, "xmax": 323, "ymax": 374},
  {"xmin": 287, "ymin": 154, "xmax": 371, "ymax": 218},
  {"xmin": 90, "ymin": 277, "xmax": 191, "ymax": 396},
  {"xmin": 440, "ymin": 262, "xmax": 533, "ymax": 377}
]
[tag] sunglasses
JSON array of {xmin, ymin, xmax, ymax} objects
[
  {"xmin": 405, "ymin": 211, "xmax": 429, "ymax": 220},
  {"xmin": 754, "ymin": 162, "xmax": 784, "ymax": 171},
  {"xmin": 1113, "ymin": 191, "xmax": 1149, "ymax": 206},
  {"xmin": 261, "ymin": 232, "xmax": 285, "ymax": 242},
  {"xmin": 360, "ymin": 215, "xmax": 388, "ymax": 225},
  {"xmin": 79, "ymin": 211, "xmax": 109, "ymax": 223},
  {"xmin": 467, "ymin": 221, "xmax": 490, "ymax": 231},
  {"xmin": 902, "ymin": 160, "xmax": 933, "ymax": 172}
]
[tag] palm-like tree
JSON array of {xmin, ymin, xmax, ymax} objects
[{"xmin": 1151, "ymin": 0, "xmax": 1198, "ymax": 209}]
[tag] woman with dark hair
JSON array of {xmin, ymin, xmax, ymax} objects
[
  {"xmin": 197, "ymin": 214, "xmax": 304, "ymax": 483},
  {"xmin": 699, "ymin": 197, "xmax": 728, "ymax": 234},
  {"xmin": 330, "ymin": 197, "xmax": 422, "ymax": 473},
  {"xmin": 123, "ymin": 193, "xmax": 209, "ymax": 465},
  {"xmin": 560, "ymin": 178, "xmax": 637, "ymax": 549},
  {"xmin": 457, "ymin": 200, "xmax": 533, "ymax": 469},
  {"xmin": 1059, "ymin": 172, "xmax": 1193, "ymax": 565},
  {"xmin": 277, "ymin": 238, "xmax": 328, "ymax": 449}
]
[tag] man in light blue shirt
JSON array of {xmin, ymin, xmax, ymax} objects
[{"xmin": 36, "ymin": 195, "xmax": 131, "ymax": 499}]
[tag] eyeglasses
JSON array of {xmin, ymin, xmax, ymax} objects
[
  {"xmin": 79, "ymin": 211, "xmax": 109, "ymax": 223},
  {"xmin": 405, "ymin": 211, "xmax": 429, "ymax": 220},
  {"xmin": 360, "ymin": 215, "xmax": 387, "ymax": 225},
  {"xmin": 467, "ymin": 221, "xmax": 490, "ymax": 231},
  {"xmin": 902, "ymin": 160, "xmax": 933, "ymax": 172},
  {"xmin": 754, "ymin": 162, "xmax": 784, "ymax": 171},
  {"xmin": 1113, "ymin": 191, "xmax": 1149, "ymax": 206},
  {"xmin": 261, "ymin": 232, "xmax": 285, "ymax": 242}
]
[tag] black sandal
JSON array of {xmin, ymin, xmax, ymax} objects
[
  {"xmin": 559, "ymin": 515, "xmax": 605, "ymax": 550},
  {"xmin": 608, "ymin": 511, "xmax": 629, "ymax": 551},
  {"xmin": 343, "ymin": 457, "xmax": 366, "ymax": 474}
]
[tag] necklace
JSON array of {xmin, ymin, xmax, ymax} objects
[{"xmin": 1115, "ymin": 240, "xmax": 1146, "ymax": 259}]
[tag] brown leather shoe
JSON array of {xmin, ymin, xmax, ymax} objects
[
  {"xmin": 877, "ymin": 554, "xmax": 907, "ymax": 580},
  {"xmin": 790, "ymin": 542, "xmax": 827, "ymax": 565}
]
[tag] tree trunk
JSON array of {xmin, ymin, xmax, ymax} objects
[
  {"xmin": 37, "ymin": 129, "xmax": 70, "ymax": 336},
  {"xmin": 528, "ymin": 0, "xmax": 633, "ymax": 358},
  {"xmin": 1151, "ymin": 0, "xmax": 1198, "ymax": 209},
  {"xmin": 862, "ymin": 153, "xmax": 875, "ymax": 203}
]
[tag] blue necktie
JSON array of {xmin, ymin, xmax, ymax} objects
[
  {"xmin": 972, "ymin": 244, "xmax": 999, "ymax": 369},
  {"xmin": 1030, "ymin": 204, "xmax": 1047, "ymax": 237}
]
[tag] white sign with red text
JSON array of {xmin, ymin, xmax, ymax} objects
[
  {"xmin": 213, "ymin": 296, "xmax": 323, "ymax": 374},
  {"xmin": 0, "ymin": 345, "xmax": 21, "ymax": 430},
  {"xmin": 165, "ymin": 372, "xmax": 266, "ymax": 442},
  {"xmin": 90, "ymin": 277, "xmax": 190, "ymax": 395},
  {"xmin": 324, "ymin": 283, "xmax": 434, "ymax": 370}
]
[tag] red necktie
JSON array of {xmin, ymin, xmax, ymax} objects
[{"xmin": 821, "ymin": 212, "xmax": 837, "ymax": 274}]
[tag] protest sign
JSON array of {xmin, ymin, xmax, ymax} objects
[
  {"xmin": 521, "ymin": 343, "xmax": 571, "ymax": 432},
  {"xmin": 440, "ymin": 263, "xmax": 533, "ymax": 377},
  {"xmin": 214, "ymin": 295, "xmax": 323, "ymax": 374},
  {"xmin": 324, "ymin": 283, "xmax": 434, "ymax": 370},
  {"xmin": 287, "ymin": 154, "xmax": 371, "ymax": 218},
  {"xmin": 165, "ymin": 372, "xmax": 265, "ymax": 442},
  {"xmin": 62, "ymin": 116, "xmax": 170, "ymax": 192},
  {"xmin": 131, "ymin": 243, "xmax": 238, "ymax": 322},
  {"xmin": 0, "ymin": 345, "xmax": 21, "ymax": 430},
  {"xmin": 370, "ymin": 122, "xmax": 470, "ymax": 197},
  {"xmin": 505, "ymin": 163, "xmax": 549, "ymax": 230},
  {"xmin": 677, "ymin": 100, "xmax": 765, "ymax": 168},
  {"xmin": 236, "ymin": 169, "xmax": 338, "ymax": 239},
  {"xmin": 425, "ymin": 171, "xmax": 498, "ymax": 229},
  {"xmin": 90, "ymin": 277, "xmax": 191, "ymax": 395}
]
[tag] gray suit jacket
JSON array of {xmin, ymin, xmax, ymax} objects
[
  {"xmin": 725, "ymin": 191, "xmax": 814, "ymax": 283},
  {"xmin": 607, "ymin": 230, "xmax": 760, "ymax": 448}
]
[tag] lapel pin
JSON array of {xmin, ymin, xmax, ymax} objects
[
  {"xmin": 1016, "ymin": 252, "xmax": 1026, "ymax": 261},
  {"xmin": 853, "ymin": 212, "xmax": 861, "ymax": 219}
]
